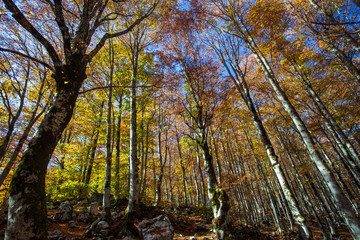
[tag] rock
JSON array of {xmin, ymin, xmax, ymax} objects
[
  {"xmin": 48, "ymin": 230, "xmax": 62, "ymax": 236},
  {"xmin": 97, "ymin": 220, "xmax": 110, "ymax": 230},
  {"xmin": 138, "ymin": 215, "xmax": 174, "ymax": 240},
  {"xmin": 68, "ymin": 220, "xmax": 77, "ymax": 228},
  {"xmin": 55, "ymin": 201, "xmax": 73, "ymax": 222},
  {"xmin": 100, "ymin": 229, "xmax": 110, "ymax": 237},
  {"xmin": 89, "ymin": 202, "xmax": 99, "ymax": 216},
  {"xmin": 123, "ymin": 237, "xmax": 137, "ymax": 240},
  {"xmin": 48, "ymin": 230, "xmax": 66, "ymax": 240},
  {"xmin": 77, "ymin": 211, "xmax": 89, "ymax": 222},
  {"xmin": 111, "ymin": 211, "xmax": 119, "ymax": 221}
]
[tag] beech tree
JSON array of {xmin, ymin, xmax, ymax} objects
[
  {"xmin": 1, "ymin": 1, "xmax": 158, "ymax": 239},
  {"xmin": 210, "ymin": 0, "xmax": 360, "ymax": 238},
  {"xmin": 211, "ymin": 32, "xmax": 312, "ymax": 239}
]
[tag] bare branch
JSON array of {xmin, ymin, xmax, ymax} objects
[
  {"xmin": 3, "ymin": 0, "xmax": 62, "ymax": 66},
  {"xmin": 53, "ymin": 0, "xmax": 72, "ymax": 61},
  {"xmin": 87, "ymin": 1, "xmax": 158, "ymax": 61},
  {"xmin": 0, "ymin": 48, "xmax": 54, "ymax": 71},
  {"xmin": 311, "ymin": 21, "xmax": 360, "ymax": 26},
  {"xmin": 79, "ymin": 84, "xmax": 161, "ymax": 94}
]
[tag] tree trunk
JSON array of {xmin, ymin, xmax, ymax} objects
[
  {"xmin": 176, "ymin": 134, "xmax": 188, "ymax": 206},
  {"xmin": 85, "ymin": 102, "xmax": 104, "ymax": 185},
  {"xmin": 214, "ymin": 36, "xmax": 311, "ymax": 239},
  {"xmin": 199, "ymin": 132, "xmax": 231, "ymax": 240},
  {"xmin": 114, "ymin": 93, "xmax": 123, "ymax": 200},
  {"xmin": 155, "ymin": 127, "xmax": 163, "ymax": 206},
  {"xmin": 103, "ymin": 42, "xmax": 114, "ymax": 223},
  {"xmin": 5, "ymin": 64, "xmax": 86, "ymax": 240},
  {"xmin": 126, "ymin": 51, "xmax": 139, "ymax": 214},
  {"xmin": 252, "ymin": 47, "xmax": 360, "ymax": 239}
]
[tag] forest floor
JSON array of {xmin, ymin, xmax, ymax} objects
[{"xmin": 0, "ymin": 203, "xmax": 354, "ymax": 239}]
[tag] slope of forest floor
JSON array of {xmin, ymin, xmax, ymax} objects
[{"xmin": 0, "ymin": 203, "xmax": 353, "ymax": 239}]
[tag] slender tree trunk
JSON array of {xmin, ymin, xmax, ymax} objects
[
  {"xmin": 126, "ymin": 49, "xmax": 139, "ymax": 215},
  {"xmin": 214, "ymin": 38, "xmax": 311, "ymax": 239},
  {"xmin": 252, "ymin": 46, "xmax": 360, "ymax": 239},
  {"xmin": 114, "ymin": 93, "xmax": 123, "ymax": 200},
  {"xmin": 245, "ymin": 130, "xmax": 282, "ymax": 233},
  {"xmin": 85, "ymin": 102, "xmax": 104, "ymax": 185},
  {"xmin": 155, "ymin": 127, "xmax": 163, "ymax": 206},
  {"xmin": 0, "ymin": 81, "xmax": 49, "ymax": 187},
  {"xmin": 176, "ymin": 133, "xmax": 188, "ymax": 206},
  {"xmin": 196, "ymin": 147, "xmax": 207, "ymax": 204},
  {"xmin": 103, "ymin": 42, "xmax": 114, "ymax": 223}
]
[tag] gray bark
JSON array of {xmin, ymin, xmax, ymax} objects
[{"xmin": 103, "ymin": 41, "xmax": 114, "ymax": 223}]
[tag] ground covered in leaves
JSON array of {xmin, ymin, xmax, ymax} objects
[{"xmin": 0, "ymin": 202, "xmax": 354, "ymax": 239}]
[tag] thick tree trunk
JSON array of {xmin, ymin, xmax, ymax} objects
[{"xmin": 5, "ymin": 65, "xmax": 86, "ymax": 240}]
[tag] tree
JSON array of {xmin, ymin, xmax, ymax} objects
[
  {"xmin": 1, "ymin": 1, "xmax": 157, "ymax": 239},
  {"xmin": 160, "ymin": 26, "xmax": 232, "ymax": 238},
  {"xmin": 210, "ymin": 32, "xmax": 312, "ymax": 239},
  {"xmin": 211, "ymin": 0, "xmax": 360, "ymax": 238}
]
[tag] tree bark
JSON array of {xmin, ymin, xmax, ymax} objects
[
  {"xmin": 5, "ymin": 63, "xmax": 86, "ymax": 240},
  {"xmin": 126, "ymin": 48, "xmax": 139, "ymax": 214},
  {"xmin": 114, "ymin": 93, "xmax": 123, "ymax": 200},
  {"xmin": 199, "ymin": 132, "xmax": 231, "ymax": 240},
  {"xmin": 103, "ymin": 41, "xmax": 115, "ymax": 223}
]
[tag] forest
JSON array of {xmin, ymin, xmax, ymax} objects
[{"xmin": 0, "ymin": 0, "xmax": 360, "ymax": 239}]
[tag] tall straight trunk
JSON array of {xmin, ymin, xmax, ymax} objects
[
  {"xmin": 126, "ymin": 49, "xmax": 139, "ymax": 214},
  {"xmin": 155, "ymin": 127, "xmax": 163, "ymax": 206},
  {"xmin": 176, "ymin": 133, "xmax": 188, "ymax": 206},
  {"xmin": 166, "ymin": 144, "xmax": 173, "ymax": 202},
  {"xmin": 290, "ymin": 59, "xmax": 360, "ymax": 166},
  {"xmin": 192, "ymin": 167, "xmax": 200, "ymax": 206},
  {"xmin": 214, "ymin": 37, "xmax": 311, "ymax": 239},
  {"xmin": 247, "ymin": 35, "xmax": 360, "ymax": 238},
  {"xmin": 103, "ymin": 42, "xmax": 114, "ymax": 223},
  {"xmin": 85, "ymin": 102, "xmax": 104, "ymax": 185},
  {"xmin": 245, "ymin": 130, "xmax": 282, "ymax": 232},
  {"xmin": 114, "ymin": 93, "xmax": 123, "ymax": 200},
  {"xmin": 196, "ymin": 147, "xmax": 207, "ymax": 204},
  {"xmin": 140, "ymin": 121, "xmax": 150, "ymax": 198}
]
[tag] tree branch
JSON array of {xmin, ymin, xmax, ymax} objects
[
  {"xmin": 0, "ymin": 48, "xmax": 54, "ymax": 71},
  {"xmin": 79, "ymin": 84, "xmax": 161, "ymax": 94},
  {"xmin": 53, "ymin": 0, "xmax": 72, "ymax": 61},
  {"xmin": 87, "ymin": 1, "xmax": 158, "ymax": 61},
  {"xmin": 3, "ymin": 0, "xmax": 62, "ymax": 67},
  {"xmin": 310, "ymin": 21, "xmax": 360, "ymax": 26}
]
